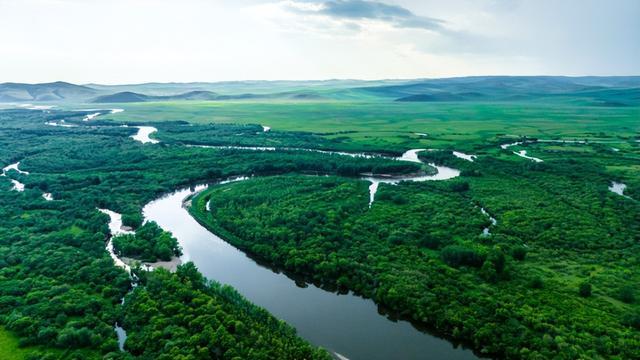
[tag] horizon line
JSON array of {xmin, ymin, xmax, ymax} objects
[{"xmin": 2, "ymin": 74, "xmax": 640, "ymax": 87}]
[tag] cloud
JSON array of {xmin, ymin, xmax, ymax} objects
[
  {"xmin": 286, "ymin": 0, "xmax": 446, "ymax": 31},
  {"xmin": 252, "ymin": 0, "xmax": 504, "ymax": 56}
]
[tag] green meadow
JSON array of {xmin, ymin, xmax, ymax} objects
[
  {"xmin": 110, "ymin": 100, "xmax": 640, "ymax": 151},
  {"xmin": 1, "ymin": 77, "xmax": 639, "ymax": 359}
]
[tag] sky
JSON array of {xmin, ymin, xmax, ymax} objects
[{"xmin": 0, "ymin": 0, "xmax": 638, "ymax": 84}]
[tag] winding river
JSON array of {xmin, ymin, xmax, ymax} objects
[
  {"xmin": 364, "ymin": 149, "xmax": 460, "ymax": 206},
  {"xmin": 93, "ymin": 133, "xmax": 633, "ymax": 358},
  {"xmin": 10, "ymin": 108, "xmax": 629, "ymax": 358},
  {"xmin": 142, "ymin": 185, "xmax": 479, "ymax": 360},
  {"xmin": 92, "ymin": 134, "xmax": 473, "ymax": 358},
  {"xmin": 128, "ymin": 128, "xmax": 472, "ymax": 358},
  {"xmin": 98, "ymin": 208, "xmax": 134, "ymax": 351},
  {"xmin": 34, "ymin": 110, "xmax": 475, "ymax": 357},
  {"xmin": 189, "ymin": 146, "xmax": 460, "ymax": 205},
  {"xmin": 500, "ymin": 141, "xmax": 543, "ymax": 162},
  {"xmin": 37, "ymin": 112, "xmax": 474, "ymax": 357}
]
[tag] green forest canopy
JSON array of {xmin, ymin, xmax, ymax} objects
[{"xmin": 0, "ymin": 103, "xmax": 638, "ymax": 359}]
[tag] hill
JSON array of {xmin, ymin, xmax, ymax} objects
[
  {"xmin": 0, "ymin": 81, "xmax": 97, "ymax": 102},
  {"xmin": 91, "ymin": 90, "xmax": 323, "ymax": 103},
  {"xmin": 92, "ymin": 91, "xmax": 150, "ymax": 103},
  {"xmin": 2, "ymin": 77, "xmax": 639, "ymax": 106},
  {"xmin": 377, "ymin": 76, "xmax": 640, "ymax": 105},
  {"xmin": 92, "ymin": 90, "xmax": 221, "ymax": 103}
]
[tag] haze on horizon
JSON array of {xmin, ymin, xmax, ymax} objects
[{"xmin": 0, "ymin": 0, "xmax": 638, "ymax": 85}]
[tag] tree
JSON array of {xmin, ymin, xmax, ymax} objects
[
  {"xmin": 529, "ymin": 276, "xmax": 543, "ymax": 289},
  {"xmin": 578, "ymin": 282, "xmax": 592, "ymax": 298},
  {"xmin": 618, "ymin": 286, "xmax": 635, "ymax": 304},
  {"xmin": 511, "ymin": 246, "xmax": 527, "ymax": 261},
  {"xmin": 450, "ymin": 182, "xmax": 470, "ymax": 192},
  {"xmin": 122, "ymin": 212, "xmax": 143, "ymax": 228},
  {"xmin": 623, "ymin": 312, "xmax": 640, "ymax": 330},
  {"xmin": 441, "ymin": 245, "xmax": 485, "ymax": 268}
]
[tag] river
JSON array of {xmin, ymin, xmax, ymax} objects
[
  {"xmin": 63, "ymin": 116, "xmax": 474, "ymax": 358},
  {"xmin": 188, "ymin": 145, "xmax": 460, "ymax": 205},
  {"xmin": 479, "ymin": 207, "xmax": 497, "ymax": 236},
  {"xmin": 142, "ymin": 186, "xmax": 479, "ymax": 360},
  {"xmin": 500, "ymin": 141, "xmax": 543, "ymax": 162}
]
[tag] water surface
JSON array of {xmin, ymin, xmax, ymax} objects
[
  {"xmin": 131, "ymin": 126, "xmax": 159, "ymax": 144},
  {"xmin": 142, "ymin": 187, "xmax": 478, "ymax": 360},
  {"xmin": 609, "ymin": 181, "xmax": 628, "ymax": 198}
]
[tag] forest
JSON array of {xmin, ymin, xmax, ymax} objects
[
  {"xmin": 192, "ymin": 152, "xmax": 640, "ymax": 358},
  {"xmin": 112, "ymin": 222, "xmax": 182, "ymax": 262},
  {"xmin": 0, "ymin": 106, "xmax": 638, "ymax": 359},
  {"xmin": 122, "ymin": 263, "xmax": 330, "ymax": 360},
  {"xmin": 3, "ymin": 109, "xmax": 411, "ymax": 359}
]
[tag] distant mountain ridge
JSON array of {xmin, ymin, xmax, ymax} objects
[
  {"xmin": 92, "ymin": 90, "xmax": 221, "ymax": 103},
  {"xmin": 1, "ymin": 76, "xmax": 639, "ymax": 105},
  {"xmin": 0, "ymin": 81, "xmax": 96, "ymax": 102},
  {"xmin": 92, "ymin": 90, "xmax": 326, "ymax": 103},
  {"xmin": 379, "ymin": 76, "xmax": 640, "ymax": 105}
]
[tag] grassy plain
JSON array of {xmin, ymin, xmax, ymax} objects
[
  {"xmin": 0, "ymin": 328, "xmax": 28, "ymax": 360},
  {"xmin": 0, "ymin": 327, "xmax": 90, "ymax": 360},
  {"xmin": 109, "ymin": 101, "xmax": 640, "ymax": 151},
  {"xmin": 1, "ymin": 94, "xmax": 638, "ymax": 358},
  {"xmin": 107, "ymin": 99, "xmax": 640, "ymax": 194}
]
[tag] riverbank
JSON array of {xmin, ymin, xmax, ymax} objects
[
  {"xmin": 144, "ymin": 183, "xmax": 479, "ymax": 360},
  {"xmin": 121, "ymin": 255, "xmax": 182, "ymax": 272}
]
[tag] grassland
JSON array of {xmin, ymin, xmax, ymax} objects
[
  {"xmin": 1, "ymin": 90, "xmax": 638, "ymax": 359},
  {"xmin": 106, "ymin": 99, "xmax": 640, "ymax": 196},
  {"xmin": 0, "ymin": 327, "xmax": 28, "ymax": 360},
  {"xmin": 0, "ymin": 327, "xmax": 89, "ymax": 360},
  {"xmin": 108, "ymin": 101, "xmax": 640, "ymax": 151}
]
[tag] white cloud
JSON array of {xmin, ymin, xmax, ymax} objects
[{"xmin": 0, "ymin": 0, "xmax": 636, "ymax": 83}]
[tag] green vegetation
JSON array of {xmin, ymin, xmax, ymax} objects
[
  {"xmin": 112, "ymin": 222, "xmax": 181, "ymax": 262},
  {"xmin": 123, "ymin": 263, "xmax": 330, "ymax": 359},
  {"xmin": 0, "ymin": 127, "xmax": 129, "ymax": 358},
  {"xmin": 113, "ymin": 101, "xmax": 640, "ymax": 153},
  {"xmin": 191, "ymin": 146, "xmax": 640, "ymax": 358},
  {"xmin": 579, "ymin": 282, "xmax": 592, "ymax": 298},
  {"xmin": 0, "ymin": 327, "xmax": 58, "ymax": 360},
  {"xmin": 0, "ymin": 109, "xmax": 414, "ymax": 358},
  {"xmin": 0, "ymin": 78, "xmax": 639, "ymax": 360}
]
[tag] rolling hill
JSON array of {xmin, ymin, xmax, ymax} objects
[
  {"xmin": 92, "ymin": 90, "xmax": 239, "ymax": 103},
  {"xmin": 1, "ymin": 77, "xmax": 638, "ymax": 106},
  {"xmin": 0, "ymin": 81, "xmax": 97, "ymax": 102},
  {"xmin": 374, "ymin": 76, "xmax": 640, "ymax": 105},
  {"xmin": 92, "ymin": 91, "xmax": 151, "ymax": 103}
]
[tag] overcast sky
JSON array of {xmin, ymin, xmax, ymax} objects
[{"xmin": 0, "ymin": 0, "xmax": 638, "ymax": 84}]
